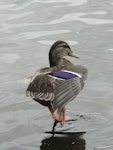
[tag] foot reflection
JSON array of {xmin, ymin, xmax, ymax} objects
[{"xmin": 40, "ymin": 132, "xmax": 86, "ymax": 150}]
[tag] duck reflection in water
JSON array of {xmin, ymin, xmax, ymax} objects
[{"xmin": 40, "ymin": 132, "xmax": 86, "ymax": 150}]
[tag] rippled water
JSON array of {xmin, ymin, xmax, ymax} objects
[{"xmin": 0, "ymin": 0, "xmax": 113, "ymax": 150}]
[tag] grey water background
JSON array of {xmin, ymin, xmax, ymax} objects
[{"xmin": 0, "ymin": 0, "xmax": 113, "ymax": 149}]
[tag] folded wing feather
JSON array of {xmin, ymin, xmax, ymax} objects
[{"xmin": 26, "ymin": 66, "xmax": 87, "ymax": 113}]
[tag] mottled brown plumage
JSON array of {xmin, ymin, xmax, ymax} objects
[{"xmin": 26, "ymin": 41, "xmax": 88, "ymax": 128}]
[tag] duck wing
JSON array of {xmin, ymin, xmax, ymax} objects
[
  {"xmin": 26, "ymin": 65, "xmax": 88, "ymax": 112},
  {"xmin": 50, "ymin": 65, "xmax": 88, "ymax": 113},
  {"xmin": 26, "ymin": 74, "xmax": 55, "ymax": 102}
]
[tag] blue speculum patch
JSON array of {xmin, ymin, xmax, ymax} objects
[{"xmin": 50, "ymin": 71, "xmax": 78, "ymax": 79}]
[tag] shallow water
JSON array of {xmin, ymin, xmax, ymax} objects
[{"xmin": 0, "ymin": 0, "xmax": 113, "ymax": 150}]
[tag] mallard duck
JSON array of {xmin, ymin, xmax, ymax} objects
[{"xmin": 26, "ymin": 41, "xmax": 88, "ymax": 129}]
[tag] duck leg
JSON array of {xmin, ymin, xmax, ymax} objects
[
  {"xmin": 59, "ymin": 107, "xmax": 76, "ymax": 124},
  {"xmin": 48, "ymin": 107, "xmax": 61, "ymax": 122},
  {"xmin": 48, "ymin": 107, "xmax": 61, "ymax": 133},
  {"xmin": 49, "ymin": 106, "xmax": 72, "ymax": 133},
  {"xmin": 59, "ymin": 107, "xmax": 66, "ymax": 125}
]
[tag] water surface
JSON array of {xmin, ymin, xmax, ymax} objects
[{"xmin": 0, "ymin": 0, "xmax": 113, "ymax": 150}]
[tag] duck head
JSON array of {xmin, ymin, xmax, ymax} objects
[{"xmin": 49, "ymin": 41, "xmax": 80, "ymax": 67}]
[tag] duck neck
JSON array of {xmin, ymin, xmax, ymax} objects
[
  {"xmin": 49, "ymin": 57, "xmax": 74, "ymax": 67},
  {"xmin": 49, "ymin": 56, "xmax": 61, "ymax": 67}
]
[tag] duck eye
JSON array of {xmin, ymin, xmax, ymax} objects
[
  {"xmin": 63, "ymin": 45, "xmax": 68, "ymax": 48},
  {"xmin": 57, "ymin": 45, "xmax": 68, "ymax": 48},
  {"xmin": 62, "ymin": 45, "xmax": 70, "ymax": 49},
  {"xmin": 57, "ymin": 43, "xmax": 70, "ymax": 49}
]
